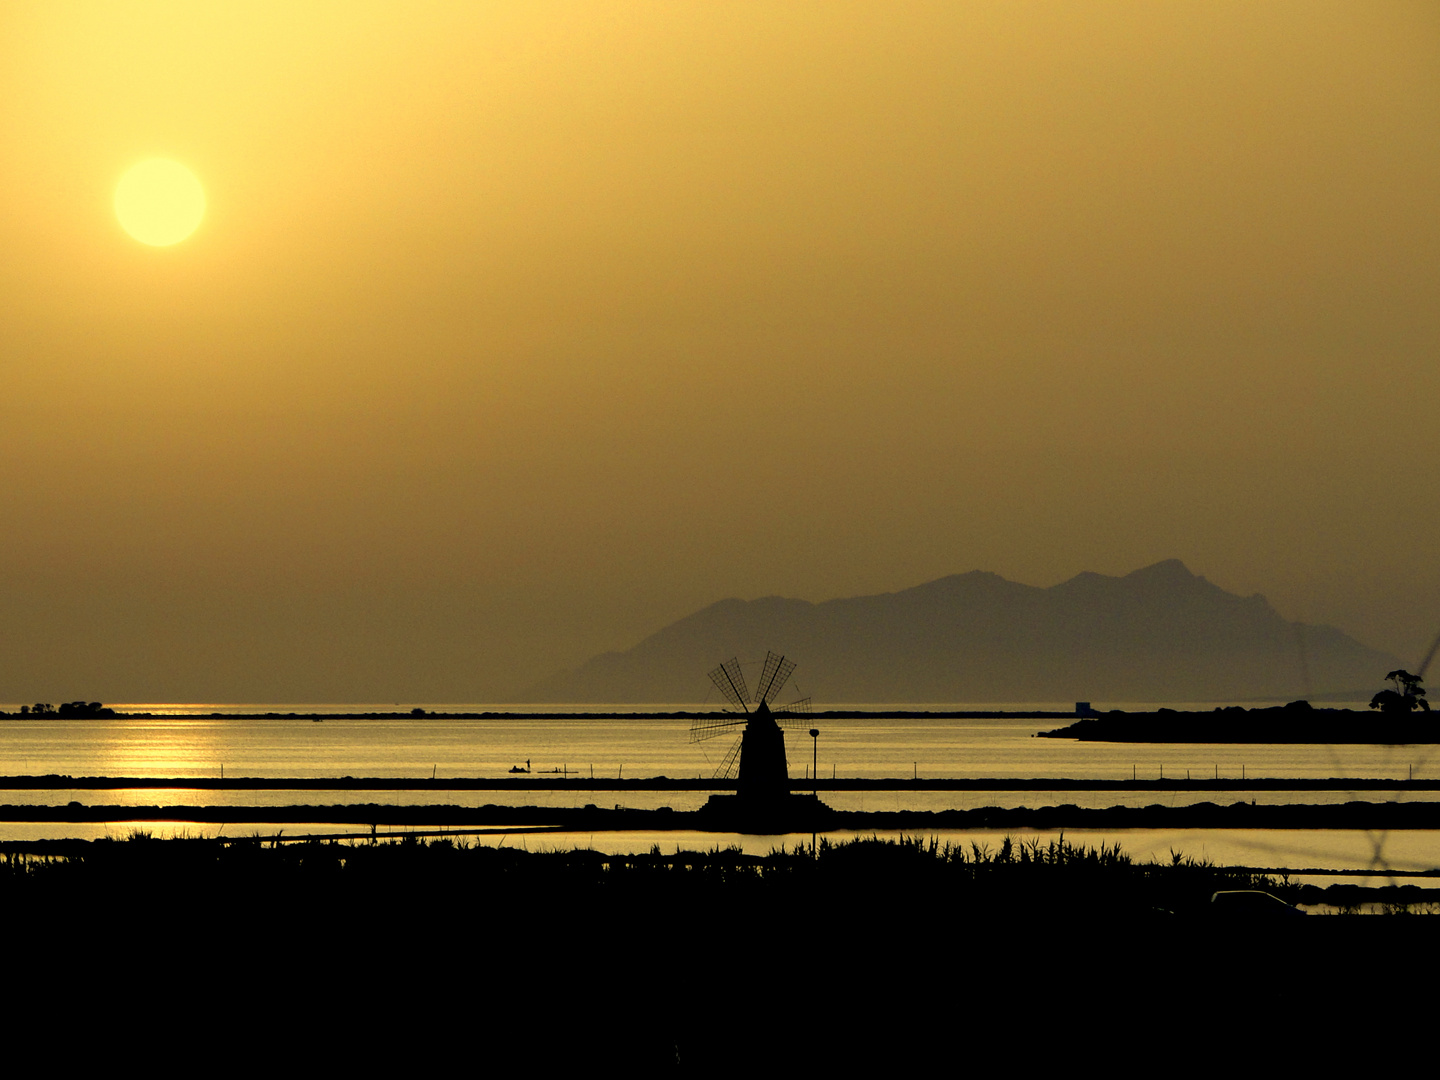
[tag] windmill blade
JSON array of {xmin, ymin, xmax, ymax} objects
[
  {"xmin": 708, "ymin": 658, "xmax": 750, "ymax": 712},
  {"xmin": 754, "ymin": 652, "xmax": 797, "ymax": 705},
  {"xmin": 774, "ymin": 700, "xmax": 814, "ymax": 733},
  {"xmin": 775, "ymin": 716, "xmax": 813, "ymax": 734},
  {"xmin": 713, "ymin": 735, "xmax": 743, "ymax": 781},
  {"xmin": 689, "ymin": 714, "xmax": 746, "ymax": 743}
]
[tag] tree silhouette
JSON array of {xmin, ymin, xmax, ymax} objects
[{"xmin": 1369, "ymin": 669, "xmax": 1430, "ymax": 713}]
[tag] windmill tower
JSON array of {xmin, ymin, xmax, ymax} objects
[{"xmin": 691, "ymin": 652, "xmax": 812, "ymax": 801}]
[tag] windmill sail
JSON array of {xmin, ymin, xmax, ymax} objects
[
  {"xmin": 771, "ymin": 696, "xmax": 817, "ymax": 731},
  {"xmin": 708, "ymin": 657, "xmax": 750, "ymax": 711},
  {"xmin": 693, "ymin": 657, "xmax": 752, "ymax": 742},
  {"xmin": 689, "ymin": 713, "xmax": 746, "ymax": 742},
  {"xmin": 753, "ymin": 652, "xmax": 796, "ymax": 705},
  {"xmin": 713, "ymin": 735, "xmax": 744, "ymax": 780}
]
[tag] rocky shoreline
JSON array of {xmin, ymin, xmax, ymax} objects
[{"xmin": 1039, "ymin": 703, "xmax": 1440, "ymax": 742}]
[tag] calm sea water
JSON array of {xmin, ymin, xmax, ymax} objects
[{"xmin": 1, "ymin": 702, "xmax": 1435, "ymax": 878}]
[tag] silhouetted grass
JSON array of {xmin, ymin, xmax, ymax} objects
[
  {"xmin": 0, "ymin": 831, "xmax": 1288, "ymax": 918},
  {"xmin": 7, "ymin": 831, "xmax": 1433, "ymax": 921},
  {"xmin": 4, "ymin": 830, "xmax": 1427, "ymax": 1074}
]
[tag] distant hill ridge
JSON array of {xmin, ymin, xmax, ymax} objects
[{"xmin": 528, "ymin": 560, "xmax": 1401, "ymax": 704}]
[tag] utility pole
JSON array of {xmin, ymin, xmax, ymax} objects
[{"xmin": 809, "ymin": 729, "xmax": 819, "ymax": 797}]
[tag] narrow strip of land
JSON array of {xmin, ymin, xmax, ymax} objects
[
  {"xmin": 14, "ymin": 709, "xmax": 1076, "ymax": 720},
  {"xmin": 7, "ymin": 799, "xmax": 1440, "ymax": 830},
  {"xmin": 0, "ymin": 775, "xmax": 1434, "ymax": 790}
]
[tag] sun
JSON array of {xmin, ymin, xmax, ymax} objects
[{"xmin": 114, "ymin": 159, "xmax": 206, "ymax": 247}]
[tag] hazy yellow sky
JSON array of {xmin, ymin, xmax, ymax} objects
[{"xmin": 2, "ymin": 2, "xmax": 1437, "ymax": 701}]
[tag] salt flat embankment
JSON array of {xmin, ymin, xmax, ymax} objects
[{"xmin": 6, "ymin": 797, "xmax": 1440, "ymax": 832}]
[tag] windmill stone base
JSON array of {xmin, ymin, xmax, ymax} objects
[{"xmin": 699, "ymin": 791, "xmax": 834, "ymax": 834}]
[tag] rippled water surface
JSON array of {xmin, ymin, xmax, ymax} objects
[
  {"xmin": 0, "ymin": 701, "xmax": 1424, "ymax": 783},
  {"xmin": 2, "ymin": 703, "xmax": 1437, "ymax": 876}
]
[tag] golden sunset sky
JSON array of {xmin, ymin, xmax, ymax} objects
[{"xmin": 2, "ymin": 2, "xmax": 1437, "ymax": 701}]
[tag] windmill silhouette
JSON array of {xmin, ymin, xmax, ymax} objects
[{"xmin": 691, "ymin": 652, "xmax": 811, "ymax": 799}]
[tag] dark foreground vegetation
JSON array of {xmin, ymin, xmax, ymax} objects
[
  {"xmin": 0, "ymin": 831, "xmax": 1279, "ymax": 918},
  {"xmin": 2, "ymin": 832, "xmax": 1423, "ymax": 1068},
  {"xmin": 2, "ymin": 831, "xmax": 1426, "ymax": 918},
  {"xmin": 8, "ymin": 830, "xmax": 1435, "ymax": 924}
]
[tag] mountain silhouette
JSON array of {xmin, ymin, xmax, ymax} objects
[{"xmin": 528, "ymin": 560, "xmax": 1400, "ymax": 703}]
